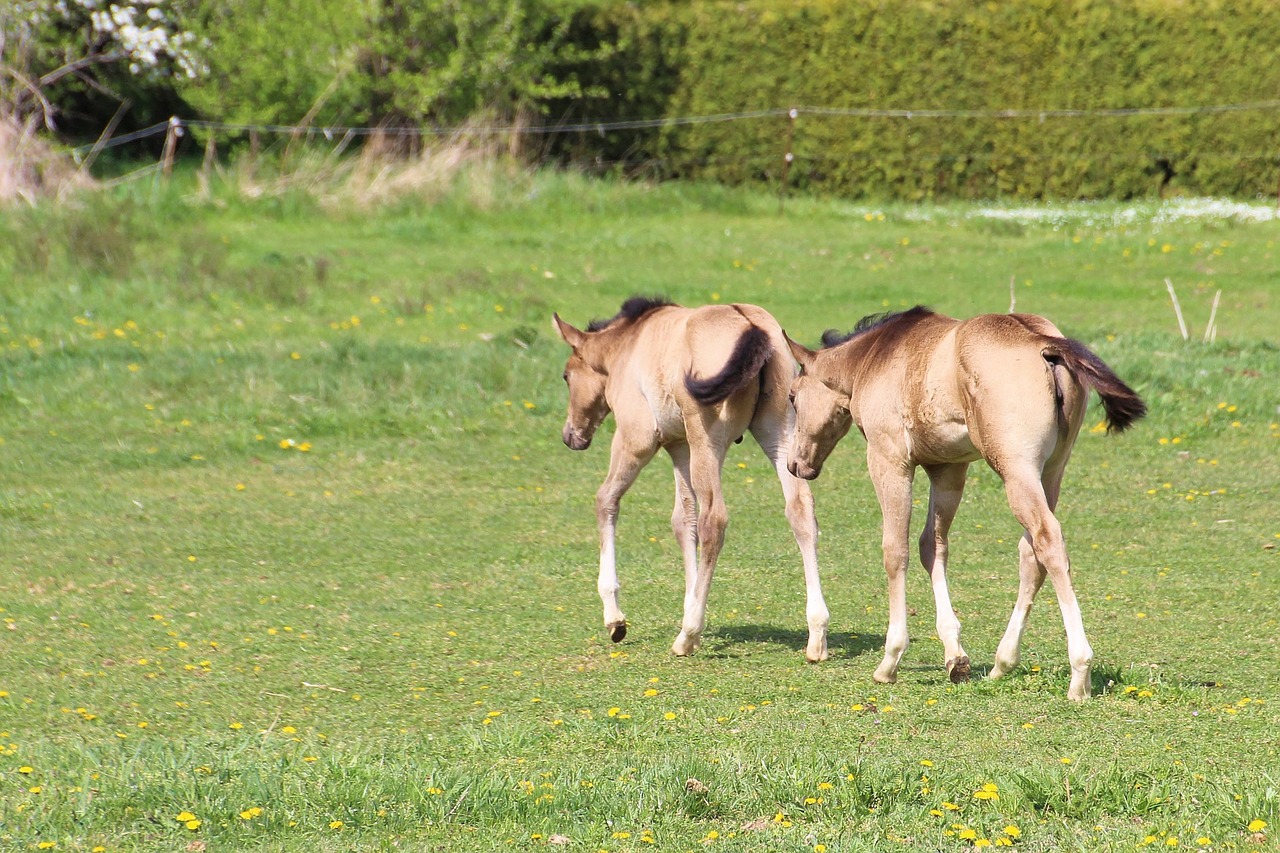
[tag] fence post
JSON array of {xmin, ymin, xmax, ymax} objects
[
  {"xmin": 160, "ymin": 116, "xmax": 181, "ymax": 179},
  {"xmin": 778, "ymin": 107, "xmax": 797, "ymax": 214}
]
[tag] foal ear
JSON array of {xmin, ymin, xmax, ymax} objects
[
  {"xmin": 784, "ymin": 331, "xmax": 815, "ymax": 370},
  {"xmin": 552, "ymin": 313, "xmax": 586, "ymax": 349}
]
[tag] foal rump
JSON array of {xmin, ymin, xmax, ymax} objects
[
  {"xmin": 684, "ymin": 325, "xmax": 773, "ymax": 405},
  {"xmin": 1040, "ymin": 337, "xmax": 1147, "ymax": 433}
]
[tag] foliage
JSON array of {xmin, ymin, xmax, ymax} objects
[
  {"xmin": 174, "ymin": 0, "xmax": 605, "ymax": 136},
  {"xmin": 0, "ymin": 0, "xmax": 199, "ymax": 129},
  {"xmin": 175, "ymin": 0, "xmax": 372, "ymax": 129},
  {"xmin": 362, "ymin": 0, "xmax": 596, "ymax": 130},
  {"xmin": 1, "ymin": 172, "xmax": 1278, "ymax": 849}
]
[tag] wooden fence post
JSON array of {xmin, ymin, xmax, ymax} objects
[
  {"xmin": 778, "ymin": 108, "xmax": 797, "ymax": 214},
  {"xmin": 160, "ymin": 116, "xmax": 180, "ymax": 179}
]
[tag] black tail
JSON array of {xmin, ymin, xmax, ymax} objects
[
  {"xmin": 685, "ymin": 327, "xmax": 772, "ymax": 405},
  {"xmin": 1044, "ymin": 338, "xmax": 1147, "ymax": 432}
]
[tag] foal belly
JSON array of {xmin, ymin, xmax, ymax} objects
[{"xmin": 905, "ymin": 418, "xmax": 980, "ymax": 465}]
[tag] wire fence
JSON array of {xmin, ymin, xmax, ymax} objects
[
  {"xmin": 70, "ymin": 99, "xmax": 1280, "ymax": 157},
  {"xmin": 56, "ymin": 99, "xmax": 1280, "ymax": 204}
]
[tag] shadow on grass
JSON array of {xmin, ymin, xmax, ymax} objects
[{"xmin": 703, "ymin": 623, "xmax": 887, "ymax": 659}]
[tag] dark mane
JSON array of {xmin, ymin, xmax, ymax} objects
[
  {"xmin": 586, "ymin": 295, "xmax": 676, "ymax": 332},
  {"xmin": 820, "ymin": 305, "xmax": 934, "ymax": 349}
]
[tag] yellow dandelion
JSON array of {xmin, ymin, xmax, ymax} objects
[
  {"xmin": 1248, "ymin": 819, "xmax": 1267, "ymax": 832},
  {"xmin": 329, "ymin": 820, "xmax": 344, "ymax": 829}
]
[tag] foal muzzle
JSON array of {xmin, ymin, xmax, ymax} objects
[
  {"xmin": 787, "ymin": 457, "xmax": 821, "ymax": 480},
  {"xmin": 562, "ymin": 423, "xmax": 593, "ymax": 451}
]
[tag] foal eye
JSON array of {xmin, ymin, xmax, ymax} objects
[{"xmin": 562, "ymin": 371, "xmax": 569, "ymax": 383}]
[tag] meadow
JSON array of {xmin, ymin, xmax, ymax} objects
[{"xmin": 0, "ymin": 167, "xmax": 1277, "ymax": 852}]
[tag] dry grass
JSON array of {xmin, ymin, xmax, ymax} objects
[
  {"xmin": 0, "ymin": 113, "xmax": 92, "ymax": 205},
  {"xmin": 199, "ymin": 118, "xmax": 535, "ymax": 210}
]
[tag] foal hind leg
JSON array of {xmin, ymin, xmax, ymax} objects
[
  {"xmin": 920, "ymin": 463, "xmax": 970, "ymax": 683},
  {"xmin": 1002, "ymin": 467, "xmax": 1093, "ymax": 700},
  {"xmin": 992, "ymin": 462, "xmax": 1061, "ymax": 679},
  {"xmin": 595, "ymin": 433, "xmax": 657, "ymax": 643},
  {"xmin": 869, "ymin": 451, "xmax": 915, "ymax": 684},
  {"xmin": 668, "ymin": 443, "xmax": 701, "ymax": 645},
  {"xmin": 753, "ymin": 414, "xmax": 829, "ymax": 662},
  {"xmin": 672, "ymin": 430, "xmax": 729, "ymax": 657}
]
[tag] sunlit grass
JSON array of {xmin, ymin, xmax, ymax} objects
[{"xmin": 0, "ymin": 172, "xmax": 1277, "ymax": 851}]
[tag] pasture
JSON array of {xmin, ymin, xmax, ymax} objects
[{"xmin": 0, "ymin": 171, "xmax": 1277, "ymax": 852}]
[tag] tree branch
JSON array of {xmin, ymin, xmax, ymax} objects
[
  {"xmin": 31, "ymin": 50, "xmax": 126, "ymax": 96},
  {"xmin": 3, "ymin": 66, "xmax": 57, "ymax": 130}
]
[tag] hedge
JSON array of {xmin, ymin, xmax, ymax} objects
[
  {"xmin": 75, "ymin": 0, "xmax": 1280, "ymax": 200},
  {"xmin": 558, "ymin": 0, "xmax": 1280, "ymax": 200}
]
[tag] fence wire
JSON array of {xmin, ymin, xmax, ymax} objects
[{"xmin": 70, "ymin": 99, "xmax": 1280, "ymax": 157}]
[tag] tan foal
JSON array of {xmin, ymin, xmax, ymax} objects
[
  {"xmin": 554, "ymin": 296, "xmax": 830, "ymax": 662},
  {"xmin": 786, "ymin": 306, "xmax": 1145, "ymax": 700}
]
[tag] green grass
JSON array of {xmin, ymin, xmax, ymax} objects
[{"xmin": 0, "ymin": 169, "xmax": 1278, "ymax": 852}]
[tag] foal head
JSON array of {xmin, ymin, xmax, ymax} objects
[
  {"xmin": 552, "ymin": 314, "xmax": 611, "ymax": 450},
  {"xmin": 784, "ymin": 337, "xmax": 853, "ymax": 480}
]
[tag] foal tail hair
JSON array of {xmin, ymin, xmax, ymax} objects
[
  {"xmin": 685, "ymin": 326, "xmax": 773, "ymax": 405},
  {"xmin": 1043, "ymin": 338, "xmax": 1147, "ymax": 433}
]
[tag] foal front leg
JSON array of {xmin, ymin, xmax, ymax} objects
[
  {"xmin": 990, "ymin": 533, "xmax": 1046, "ymax": 679},
  {"xmin": 920, "ymin": 463, "xmax": 970, "ymax": 682},
  {"xmin": 756, "ymin": 418, "xmax": 829, "ymax": 662},
  {"xmin": 595, "ymin": 433, "xmax": 656, "ymax": 643},
  {"xmin": 672, "ymin": 436, "xmax": 728, "ymax": 656},
  {"xmin": 869, "ymin": 452, "xmax": 915, "ymax": 684}
]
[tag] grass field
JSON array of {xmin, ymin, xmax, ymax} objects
[{"xmin": 0, "ymin": 168, "xmax": 1277, "ymax": 852}]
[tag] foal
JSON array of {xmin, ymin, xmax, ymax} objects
[
  {"xmin": 553, "ymin": 297, "xmax": 830, "ymax": 662},
  {"xmin": 786, "ymin": 307, "xmax": 1145, "ymax": 700}
]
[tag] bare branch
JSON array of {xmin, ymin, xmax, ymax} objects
[
  {"xmin": 3, "ymin": 66, "xmax": 57, "ymax": 130},
  {"xmin": 21, "ymin": 51, "xmax": 126, "ymax": 102}
]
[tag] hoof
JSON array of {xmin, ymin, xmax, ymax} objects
[
  {"xmin": 608, "ymin": 621, "xmax": 627, "ymax": 643},
  {"xmin": 947, "ymin": 655, "xmax": 972, "ymax": 684},
  {"xmin": 671, "ymin": 632, "xmax": 701, "ymax": 656},
  {"xmin": 872, "ymin": 668, "xmax": 898, "ymax": 685},
  {"xmin": 806, "ymin": 647, "xmax": 829, "ymax": 664}
]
